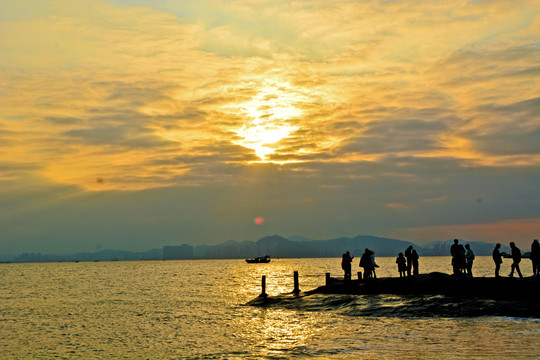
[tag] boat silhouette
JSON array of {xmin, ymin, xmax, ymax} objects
[{"xmin": 245, "ymin": 255, "xmax": 270, "ymax": 263}]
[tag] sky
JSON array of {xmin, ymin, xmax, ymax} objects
[{"xmin": 1, "ymin": 0, "xmax": 539, "ymax": 255}]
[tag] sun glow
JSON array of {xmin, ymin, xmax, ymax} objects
[
  {"xmin": 231, "ymin": 79, "xmax": 306, "ymax": 162},
  {"xmin": 235, "ymin": 122, "xmax": 297, "ymax": 160}
]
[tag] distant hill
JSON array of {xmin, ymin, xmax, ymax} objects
[
  {"xmin": 191, "ymin": 234, "xmax": 417, "ymax": 259},
  {"xmin": 12, "ymin": 248, "xmax": 163, "ymax": 263},
  {"xmin": 287, "ymin": 235, "xmax": 314, "ymax": 242},
  {"xmin": 189, "ymin": 235, "xmax": 509, "ymax": 259}
]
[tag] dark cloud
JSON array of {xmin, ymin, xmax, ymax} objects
[
  {"xmin": 435, "ymin": 44, "xmax": 539, "ymax": 73},
  {"xmin": 339, "ymin": 118, "xmax": 447, "ymax": 155},
  {"xmin": 106, "ymin": 86, "xmax": 171, "ymax": 103},
  {"xmin": 434, "ymin": 44, "xmax": 540, "ymax": 88},
  {"xmin": 63, "ymin": 125, "xmax": 174, "ymax": 149},
  {"xmin": 64, "ymin": 126, "xmax": 127, "ymax": 144},
  {"xmin": 152, "ymin": 108, "xmax": 208, "ymax": 128},
  {"xmin": 476, "ymin": 97, "xmax": 540, "ymax": 121},
  {"xmin": 464, "ymin": 97, "xmax": 540, "ymax": 156},
  {"xmin": 0, "ymin": 161, "xmax": 41, "ymax": 175},
  {"xmin": 469, "ymin": 126, "xmax": 540, "ymax": 156},
  {"xmin": 43, "ymin": 116, "xmax": 82, "ymax": 125}
]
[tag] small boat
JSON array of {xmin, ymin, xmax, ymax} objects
[{"xmin": 246, "ymin": 255, "xmax": 271, "ymax": 263}]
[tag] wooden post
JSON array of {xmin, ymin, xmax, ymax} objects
[
  {"xmin": 293, "ymin": 271, "xmax": 300, "ymax": 295},
  {"xmin": 326, "ymin": 272, "xmax": 331, "ymax": 286},
  {"xmin": 260, "ymin": 275, "xmax": 267, "ymax": 297},
  {"xmin": 358, "ymin": 271, "xmax": 362, "ymax": 280}
]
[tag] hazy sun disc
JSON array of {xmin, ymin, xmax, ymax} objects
[
  {"xmin": 254, "ymin": 217, "xmax": 264, "ymax": 225},
  {"xmin": 230, "ymin": 78, "xmax": 307, "ymax": 162},
  {"xmin": 235, "ymin": 122, "xmax": 297, "ymax": 161}
]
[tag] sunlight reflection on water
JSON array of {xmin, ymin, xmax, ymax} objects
[{"xmin": 0, "ymin": 257, "xmax": 539, "ymax": 359}]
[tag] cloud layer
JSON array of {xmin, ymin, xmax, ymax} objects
[{"xmin": 1, "ymin": 0, "xmax": 539, "ymax": 254}]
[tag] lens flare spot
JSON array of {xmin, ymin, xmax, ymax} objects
[{"xmin": 254, "ymin": 217, "xmax": 265, "ymax": 225}]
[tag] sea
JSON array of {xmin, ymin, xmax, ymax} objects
[{"xmin": 1, "ymin": 256, "xmax": 539, "ymax": 359}]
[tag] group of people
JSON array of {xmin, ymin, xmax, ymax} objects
[
  {"xmin": 359, "ymin": 248, "xmax": 380, "ymax": 279},
  {"xmin": 396, "ymin": 245, "xmax": 419, "ymax": 277},
  {"xmin": 340, "ymin": 249, "xmax": 379, "ymax": 281},
  {"xmin": 341, "ymin": 247, "xmax": 414, "ymax": 280},
  {"xmin": 492, "ymin": 239, "xmax": 540, "ymax": 279},
  {"xmin": 450, "ymin": 239, "xmax": 476, "ymax": 278},
  {"xmin": 341, "ymin": 238, "xmax": 540, "ymax": 280},
  {"xmin": 341, "ymin": 248, "xmax": 381, "ymax": 280}
]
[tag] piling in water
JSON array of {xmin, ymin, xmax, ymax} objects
[
  {"xmin": 260, "ymin": 275, "xmax": 267, "ymax": 297},
  {"xmin": 293, "ymin": 271, "xmax": 300, "ymax": 295}
]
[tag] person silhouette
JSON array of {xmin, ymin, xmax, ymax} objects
[
  {"xmin": 341, "ymin": 251, "xmax": 353, "ymax": 281},
  {"xmin": 492, "ymin": 243, "xmax": 503, "ymax": 278},
  {"xmin": 396, "ymin": 252, "xmax": 407, "ymax": 278},
  {"xmin": 465, "ymin": 244, "xmax": 475, "ymax": 278},
  {"xmin": 411, "ymin": 249, "xmax": 419, "ymax": 276},
  {"xmin": 360, "ymin": 248, "xmax": 374, "ymax": 279},
  {"xmin": 450, "ymin": 239, "xmax": 461, "ymax": 276},
  {"xmin": 508, "ymin": 242, "xmax": 523, "ymax": 279},
  {"xmin": 531, "ymin": 239, "xmax": 540, "ymax": 278},
  {"xmin": 405, "ymin": 245, "xmax": 413, "ymax": 277}
]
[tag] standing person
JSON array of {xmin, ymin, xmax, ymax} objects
[
  {"xmin": 396, "ymin": 252, "xmax": 407, "ymax": 278},
  {"xmin": 341, "ymin": 251, "xmax": 353, "ymax": 281},
  {"xmin": 508, "ymin": 242, "xmax": 523, "ymax": 279},
  {"xmin": 531, "ymin": 239, "xmax": 540, "ymax": 278},
  {"xmin": 360, "ymin": 249, "xmax": 373, "ymax": 279},
  {"xmin": 492, "ymin": 243, "xmax": 503, "ymax": 278},
  {"xmin": 450, "ymin": 239, "xmax": 460, "ymax": 276},
  {"xmin": 465, "ymin": 244, "xmax": 475, "ymax": 278},
  {"xmin": 405, "ymin": 245, "xmax": 413, "ymax": 277},
  {"xmin": 411, "ymin": 249, "xmax": 419, "ymax": 276}
]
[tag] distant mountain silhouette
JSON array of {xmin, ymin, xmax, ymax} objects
[
  {"xmin": 190, "ymin": 235, "xmax": 507, "ymax": 259},
  {"xmin": 12, "ymin": 248, "xmax": 162, "ymax": 262},
  {"xmin": 192, "ymin": 234, "xmax": 416, "ymax": 259}
]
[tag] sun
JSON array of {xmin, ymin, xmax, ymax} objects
[
  {"xmin": 235, "ymin": 121, "xmax": 297, "ymax": 161},
  {"xmin": 231, "ymin": 79, "xmax": 305, "ymax": 162}
]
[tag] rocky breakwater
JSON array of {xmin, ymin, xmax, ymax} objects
[{"xmin": 306, "ymin": 272, "xmax": 540, "ymax": 317}]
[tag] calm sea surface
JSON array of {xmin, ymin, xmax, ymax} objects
[{"xmin": 1, "ymin": 256, "xmax": 539, "ymax": 359}]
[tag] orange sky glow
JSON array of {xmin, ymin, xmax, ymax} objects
[{"xmin": 1, "ymin": 0, "xmax": 539, "ymax": 254}]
